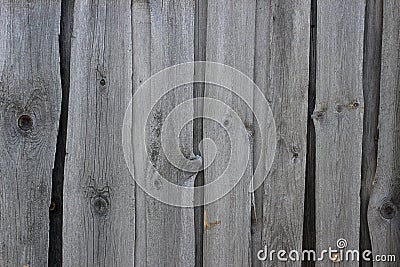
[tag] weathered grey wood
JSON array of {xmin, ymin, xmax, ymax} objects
[
  {"xmin": 63, "ymin": 1, "xmax": 135, "ymax": 266},
  {"xmin": 0, "ymin": 1, "xmax": 61, "ymax": 266},
  {"xmin": 315, "ymin": 0, "xmax": 365, "ymax": 266},
  {"xmin": 251, "ymin": 1, "xmax": 270, "ymax": 265},
  {"xmin": 132, "ymin": 1, "xmax": 196, "ymax": 266},
  {"xmin": 360, "ymin": 0, "xmax": 382, "ymax": 264},
  {"xmin": 252, "ymin": 0, "xmax": 310, "ymax": 266},
  {"xmin": 367, "ymin": 0, "xmax": 400, "ymax": 265},
  {"xmin": 203, "ymin": 1, "xmax": 256, "ymax": 266}
]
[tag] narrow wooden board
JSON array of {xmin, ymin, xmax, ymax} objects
[
  {"xmin": 0, "ymin": 1, "xmax": 61, "ymax": 266},
  {"xmin": 360, "ymin": 0, "xmax": 382, "ymax": 263},
  {"xmin": 62, "ymin": 1, "xmax": 135, "ymax": 265},
  {"xmin": 203, "ymin": 1, "xmax": 256, "ymax": 266},
  {"xmin": 368, "ymin": 0, "xmax": 400, "ymax": 265},
  {"xmin": 253, "ymin": 0, "xmax": 310, "ymax": 266},
  {"xmin": 315, "ymin": 0, "xmax": 365, "ymax": 266},
  {"xmin": 132, "ymin": 1, "xmax": 196, "ymax": 266}
]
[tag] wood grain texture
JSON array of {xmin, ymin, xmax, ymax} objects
[
  {"xmin": 203, "ymin": 1, "xmax": 256, "ymax": 266},
  {"xmin": 0, "ymin": 1, "xmax": 61, "ymax": 266},
  {"xmin": 63, "ymin": 1, "xmax": 135, "ymax": 266},
  {"xmin": 315, "ymin": 0, "xmax": 365, "ymax": 266},
  {"xmin": 360, "ymin": 0, "xmax": 382, "ymax": 264},
  {"xmin": 253, "ymin": 0, "xmax": 310, "ymax": 266},
  {"xmin": 368, "ymin": 0, "xmax": 400, "ymax": 265},
  {"xmin": 132, "ymin": 1, "xmax": 196, "ymax": 266}
]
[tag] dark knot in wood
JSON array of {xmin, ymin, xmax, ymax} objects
[
  {"xmin": 18, "ymin": 114, "xmax": 33, "ymax": 131},
  {"xmin": 380, "ymin": 201, "xmax": 397, "ymax": 220},
  {"xmin": 93, "ymin": 196, "xmax": 110, "ymax": 216}
]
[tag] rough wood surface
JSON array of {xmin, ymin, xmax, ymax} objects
[
  {"xmin": 253, "ymin": 0, "xmax": 310, "ymax": 266},
  {"xmin": 360, "ymin": 0, "xmax": 382, "ymax": 264},
  {"xmin": 2, "ymin": 1, "xmax": 400, "ymax": 266},
  {"xmin": 132, "ymin": 1, "xmax": 196, "ymax": 266},
  {"xmin": 203, "ymin": 1, "xmax": 256, "ymax": 266},
  {"xmin": 368, "ymin": 0, "xmax": 400, "ymax": 265},
  {"xmin": 0, "ymin": 1, "xmax": 61, "ymax": 266},
  {"xmin": 62, "ymin": 1, "xmax": 135, "ymax": 266},
  {"xmin": 315, "ymin": 0, "xmax": 365, "ymax": 266}
]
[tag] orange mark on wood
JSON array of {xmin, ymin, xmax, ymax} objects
[
  {"xmin": 204, "ymin": 209, "xmax": 221, "ymax": 230},
  {"xmin": 331, "ymin": 253, "xmax": 341, "ymax": 263}
]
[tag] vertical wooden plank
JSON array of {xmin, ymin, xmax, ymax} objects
[
  {"xmin": 315, "ymin": 0, "xmax": 365, "ymax": 266},
  {"xmin": 63, "ymin": 1, "xmax": 135, "ymax": 266},
  {"xmin": 0, "ymin": 1, "xmax": 61, "ymax": 266},
  {"xmin": 360, "ymin": 0, "xmax": 382, "ymax": 264},
  {"xmin": 368, "ymin": 0, "xmax": 400, "ymax": 265},
  {"xmin": 131, "ymin": 2, "xmax": 151, "ymax": 266},
  {"xmin": 131, "ymin": 3, "xmax": 151, "ymax": 266},
  {"xmin": 203, "ymin": 1, "xmax": 256, "ymax": 266},
  {"xmin": 252, "ymin": 3, "xmax": 272, "ymax": 264},
  {"xmin": 253, "ymin": 0, "xmax": 310, "ymax": 266},
  {"xmin": 132, "ymin": 1, "xmax": 196, "ymax": 266}
]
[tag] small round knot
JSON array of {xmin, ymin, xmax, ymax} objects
[
  {"xmin": 93, "ymin": 196, "xmax": 109, "ymax": 216},
  {"xmin": 349, "ymin": 100, "xmax": 360, "ymax": 109},
  {"xmin": 100, "ymin": 78, "xmax": 106, "ymax": 86},
  {"xmin": 154, "ymin": 179, "xmax": 162, "ymax": 190},
  {"xmin": 311, "ymin": 110, "xmax": 325, "ymax": 120},
  {"xmin": 291, "ymin": 146, "xmax": 300, "ymax": 159},
  {"xmin": 18, "ymin": 114, "xmax": 33, "ymax": 131},
  {"xmin": 380, "ymin": 201, "xmax": 397, "ymax": 220},
  {"xmin": 335, "ymin": 104, "xmax": 343, "ymax": 113}
]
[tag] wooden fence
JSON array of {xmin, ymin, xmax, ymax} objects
[{"xmin": 0, "ymin": 0, "xmax": 399, "ymax": 266}]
